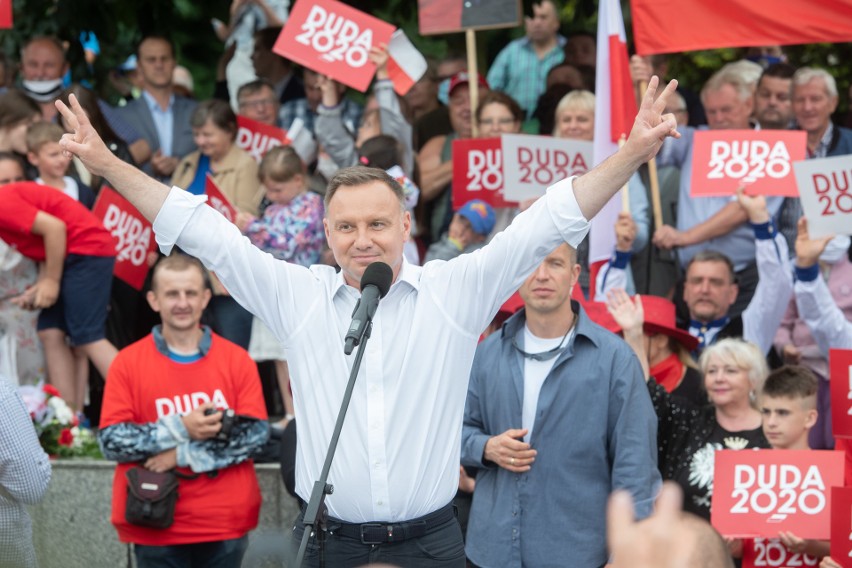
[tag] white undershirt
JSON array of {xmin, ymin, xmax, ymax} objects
[{"xmin": 521, "ymin": 324, "xmax": 574, "ymax": 442}]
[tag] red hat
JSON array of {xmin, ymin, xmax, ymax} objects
[
  {"xmin": 448, "ymin": 71, "xmax": 489, "ymax": 96},
  {"xmin": 639, "ymin": 295, "xmax": 699, "ymax": 352},
  {"xmin": 581, "ymin": 301, "xmax": 621, "ymax": 334}
]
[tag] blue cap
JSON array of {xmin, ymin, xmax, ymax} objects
[{"xmin": 457, "ymin": 199, "xmax": 495, "ymax": 236}]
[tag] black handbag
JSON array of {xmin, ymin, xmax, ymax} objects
[{"xmin": 125, "ymin": 466, "xmax": 198, "ymax": 529}]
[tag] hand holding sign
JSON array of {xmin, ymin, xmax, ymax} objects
[
  {"xmin": 736, "ymin": 186, "xmax": 771, "ymax": 224},
  {"xmin": 795, "ymin": 217, "xmax": 834, "ymax": 269}
]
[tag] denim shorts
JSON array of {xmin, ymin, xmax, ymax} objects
[{"xmin": 37, "ymin": 254, "xmax": 115, "ymax": 345}]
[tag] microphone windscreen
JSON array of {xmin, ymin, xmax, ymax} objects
[{"xmin": 361, "ymin": 262, "xmax": 393, "ymax": 298}]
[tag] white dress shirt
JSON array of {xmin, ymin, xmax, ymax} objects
[
  {"xmin": 795, "ymin": 276, "xmax": 852, "ymax": 355},
  {"xmin": 153, "ymin": 177, "xmax": 590, "ymax": 523}
]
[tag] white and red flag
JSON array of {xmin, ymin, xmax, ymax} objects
[
  {"xmin": 588, "ymin": 0, "xmax": 636, "ymax": 284},
  {"xmin": 386, "ymin": 30, "xmax": 427, "ymax": 96}
]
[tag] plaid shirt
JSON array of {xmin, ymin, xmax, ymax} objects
[
  {"xmin": 486, "ymin": 35, "xmax": 566, "ymax": 117},
  {"xmin": 278, "ymin": 97, "xmax": 363, "ymax": 136},
  {"xmin": 0, "ymin": 379, "xmax": 51, "ymax": 567}
]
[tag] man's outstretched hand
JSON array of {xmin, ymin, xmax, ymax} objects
[
  {"xmin": 624, "ymin": 76, "xmax": 681, "ymax": 165},
  {"xmin": 56, "ymin": 94, "xmax": 115, "ymax": 178}
]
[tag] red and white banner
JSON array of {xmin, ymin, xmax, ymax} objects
[
  {"xmin": 712, "ymin": 449, "xmax": 844, "ymax": 539},
  {"xmin": 690, "ymin": 130, "xmax": 806, "ymax": 197},
  {"xmin": 831, "ymin": 349, "xmax": 852, "ymax": 439},
  {"xmin": 501, "ymin": 134, "xmax": 592, "ymax": 202},
  {"xmin": 273, "ymin": 0, "xmax": 395, "ymax": 92},
  {"xmin": 205, "ymin": 176, "xmax": 237, "ymax": 223},
  {"xmin": 236, "ymin": 116, "xmax": 289, "ymax": 163},
  {"xmin": 794, "ymin": 155, "xmax": 852, "ymax": 238},
  {"xmin": 630, "ymin": 0, "xmax": 852, "ymax": 55},
  {"xmin": 589, "ymin": 0, "xmax": 636, "ymax": 263},
  {"xmin": 831, "ymin": 486, "xmax": 852, "ymax": 567},
  {"xmin": 0, "ymin": 0, "xmax": 11, "ymax": 29},
  {"xmin": 451, "ymin": 138, "xmax": 516, "ymax": 210},
  {"xmin": 386, "ymin": 29, "xmax": 427, "ymax": 96},
  {"xmin": 741, "ymin": 537, "xmax": 819, "ymax": 568},
  {"xmin": 92, "ymin": 186, "xmax": 156, "ymax": 291}
]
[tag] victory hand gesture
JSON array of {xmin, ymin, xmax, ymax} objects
[
  {"xmin": 624, "ymin": 76, "xmax": 681, "ymax": 164},
  {"xmin": 56, "ymin": 94, "xmax": 114, "ymax": 178}
]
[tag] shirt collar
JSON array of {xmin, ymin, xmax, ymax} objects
[
  {"xmin": 142, "ymin": 90, "xmax": 175, "ymax": 113},
  {"xmin": 689, "ymin": 316, "xmax": 729, "ymax": 331},
  {"xmin": 152, "ymin": 324, "xmax": 212, "ymax": 357},
  {"xmin": 331, "ymin": 256, "xmax": 420, "ymax": 300},
  {"xmin": 812, "ymin": 122, "xmax": 834, "ymax": 158},
  {"xmin": 501, "ymin": 300, "xmax": 601, "ymax": 351}
]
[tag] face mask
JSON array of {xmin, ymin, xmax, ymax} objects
[
  {"xmin": 437, "ymin": 79, "xmax": 450, "ymax": 106},
  {"xmin": 20, "ymin": 78, "xmax": 63, "ymax": 102},
  {"xmin": 820, "ymin": 235, "xmax": 851, "ymax": 264}
]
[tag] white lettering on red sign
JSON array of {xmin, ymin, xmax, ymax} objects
[
  {"xmin": 236, "ymin": 126, "xmax": 283, "ymax": 162},
  {"xmin": 467, "ymin": 149, "xmax": 502, "ymax": 191},
  {"xmin": 155, "ymin": 389, "xmax": 229, "ymax": 418},
  {"xmin": 731, "ymin": 464, "xmax": 826, "ymax": 517},
  {"xmin": 103, "ymin": 204, "xmax": 150, "ymax": 266},
  {"xmin": 811, "ymin": 169, "xmax": 852, "ymax": 217},
  {"xmin": 517, "ymin": 147, "xmax": 588, "ymax": 186},
  {"xmin": 708, "ymin": 140, "xmax": 791, "ymax": 183},
  {"xmin": 295, "ymin": 5, "xmax": 372, "ymax": 67},
  {"xmin": 751, "ymin": 538, "xmax": 818, "ymax": 566}
]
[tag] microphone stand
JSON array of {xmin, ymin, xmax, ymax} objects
[{"xmin": 294, "ymin": 320, "xmax": 372, "ymax": 567}]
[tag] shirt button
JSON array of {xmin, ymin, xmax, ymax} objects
[{"xmin": 377, "ymin": 500, "xmax": 383, "ymax": 506}]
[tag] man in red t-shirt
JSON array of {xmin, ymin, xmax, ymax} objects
[
  {"xmin": 0, "ymin": 179, "xmax": 117, "ymax": 411},
  {"xmin": 98, "ymin": 254, "xmax": 269, "ymax": 567}
]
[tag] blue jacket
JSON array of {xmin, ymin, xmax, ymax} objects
[
  {"xmin": 461, "ymin": 303, "xmax": 660, "ymax": 568},
  {"xmin": 828, "ymin": 124, "xmax": 852, "ymax": 157}
]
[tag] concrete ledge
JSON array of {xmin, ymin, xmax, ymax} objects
[{"xmin": 29, "ymin": 459, "xmax": 300, "ymax": 568}]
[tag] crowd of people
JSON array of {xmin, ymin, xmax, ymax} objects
[{"xmin": 2, "ymin": 0, "xmax": 852, "ymax": 566}]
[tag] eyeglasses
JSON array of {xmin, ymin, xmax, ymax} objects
[
  {"xmin": 239, "ymin": 98, "xmax": 276, "ymax": 110},
  {"xmin": 478, "ymin": 117, "xmax": 517, "ymax": 127},
  {"xmin": 511, "ymin": 325, "xmax": 573, "ymax": 362}
]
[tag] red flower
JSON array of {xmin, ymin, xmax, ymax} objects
[
  {"xmin": 58, "ymin": 428, "xmax": 74, "ymax": 447},
  {"xmin": 43, "ymin": 384, "xmax": 61, "ymax": 397}
]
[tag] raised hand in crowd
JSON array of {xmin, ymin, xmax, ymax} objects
[
  {"xmin": 606, "ymin": 289, "xmax": 649, "ymax": 379},
  {"xmin": 317, "ymin": 73, "xmax": 340, "ymax": 107},
  {"xmin": 794, "ymin": 216, "xmax": 834, "ymax": 269},
  {"xmin": 735, "ymin": 186, "xmax": 770, "ymax": 224},
  {"xmin": 629, "ymin": 55, "xmax": 653, "ymax": 85},
  {"xmin": 615, "ymin": 211, "xmax": 638, "ymax": 252},
  {"xmin": 483, "ymin": 428, "xmax": 536, "ymax": 473},
  {"xmin": 369, "ymin": 44, "xmax": 390, "ymax": 80}
]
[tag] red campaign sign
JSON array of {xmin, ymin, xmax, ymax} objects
[
  {"xmin": 831, "ymin": 486, "xmax": 852, "ymax": 567},
  {"xmin": 451, "ymin": 137, "xmax": 517, "ymax": 210},
  {"xmin": 236, "ymin": 116, "xmax": 289, "ymax": 163},
  {"xmin": 741, "ymin": 538, "xmax": 819, "ymax": 568},
  {"xmin": 712, "ymin": 449, "xmax": 844, "ymax": 539},
  {"xmin": 690, "ymin": 130, "xmax": 807, "ymax": 197},
  {"xmin": 205, "ymin": 176, "xmax": 237, "ymax": 223},
  {"xmin": 92, "ymin": 186, "xmax": 156, "ymax": 291},
  {"xmin": 831, "ymin": 349, "xmax": 852, "ymax": 439},
  {"xmin": 272, "ymin": 0, "xmax": 396, "ymax": 92},
  {"xmin": 0, "ymin": 0, "xmax": 11, "ymax": 29}
]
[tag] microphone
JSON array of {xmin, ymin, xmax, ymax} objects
[{"xmin": 344, "ymin": 262, "xmax": 393, "ymax": 355}]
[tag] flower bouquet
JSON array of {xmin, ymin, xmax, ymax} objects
[{"xmin": 17, "ymin": 382, "xmax": 102, "ymax": 459}]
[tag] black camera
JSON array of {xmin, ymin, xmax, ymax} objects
[{"xmin": 204, "ymin": 407, "xmax": 237, "ymax": 441}]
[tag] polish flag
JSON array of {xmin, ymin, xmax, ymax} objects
[
  {"xmin": 0, "ymin": 0, "xmax": 11, "ymax": 28},
  {"xmin": 588, "ymin": 0, "xmax": 636, "ymax": 285},
  {"xmin": 386, "ymin": 30, "xmax": 428, "ymax": 96}
]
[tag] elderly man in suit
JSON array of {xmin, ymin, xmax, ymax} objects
[{"xmin": 117, "ymin": 35, "xmax": 197, "ymax": 183}]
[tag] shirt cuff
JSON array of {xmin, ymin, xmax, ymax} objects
[
  {"xmin": 153, "ymin": 187, "xmax": 209, "ymax": 255},
  {"xmin": 794, "ymin": 264, "xmax": 820, "ymax": 282},
  {"xmin": 544, "ymin": 176, "xmax": 591, "ymax": 249},
  {"xmin": 610, "ymin": 249, "xmax": 632, "ymax": 269},
  {"xmin": 750, "ymin": 220, "xmax": 777, "ymax": 240}
]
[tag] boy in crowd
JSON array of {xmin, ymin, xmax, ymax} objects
[
  {"xmin": 0, "ymin": 180, "xmax": 117, "ymax": 412},
  {"xmin": 26, "ymin": 122, "xmax": 96, "ymax": 209},
  {"xmin": 425, "ymin": 199, "xmax": 496, "ymax": 262}
]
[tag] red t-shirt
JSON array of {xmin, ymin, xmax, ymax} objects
[
  {"xmin": 100, "ymin": 333, "xmax": 268, "ymax": 545},
  {"xmin": 0, "ymin": 182, "xmax": 115, "ymax": 261}
]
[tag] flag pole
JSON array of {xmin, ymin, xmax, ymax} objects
[
  {"xmin": 466, "ymin": 28, "xmax": 479, "ymax": 138},
  {"xmin": 638, "ymin": 80, "xmax": 664, "ymax": 231},
  {"xmin": 618, "ymin": 135, "xmax": 630, "ymax": 213}
]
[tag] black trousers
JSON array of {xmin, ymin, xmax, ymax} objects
[{"xmin": 289, "ymin": 508, "xmax": 466, "ymax": 567}]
